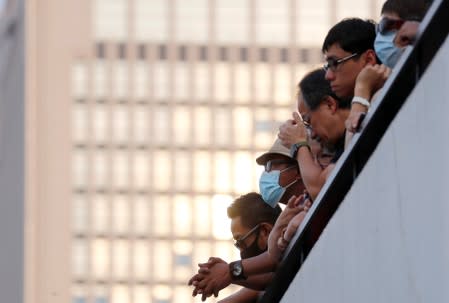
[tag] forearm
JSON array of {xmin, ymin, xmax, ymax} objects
[
  {"xmin": 218, "ymin": 287, "xmax": 261, "ymax": 303},
  {"xmin": 296, "ymin": 147, "xmax": 327, "ymax": 200},
  {"xmin": 233, "ymin": 273, "xmax": 274, "ymax": 290},
  {"xmin": 241, "ymin": 251, "xmax": 277, "ymax": 277}
]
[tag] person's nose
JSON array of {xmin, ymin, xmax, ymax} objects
[{"xmin": 325, "ymin": 69, "xmax": 335, "ymax": 81}]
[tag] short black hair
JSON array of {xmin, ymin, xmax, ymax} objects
[
  {"xmin": 322, "ymin": 18, "xmax": 377, "ymax": 55},
  {"xmin": 381, "ymin": 0, "xmax": 432, "ymax": 21},
  {"xmin": 299, "ymin": 69, "xmax": 350, "ymax": 110},
  {"xmin": 227, "ymin": 192, "xmax": 282, "ymax": 229}
]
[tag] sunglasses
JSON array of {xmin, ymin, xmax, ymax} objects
[
  {"xmin": 377, "ymin": 17, "xmax": 405, "ymax": 34},
  {"xmin": 234, "ymin": 224, "xmax": 261, "ymax": 250},
  {"xmin": 323, "ymin": 53, "xmax": 359, "ymax": 72}
]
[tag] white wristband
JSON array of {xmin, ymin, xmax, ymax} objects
[{"xmin": 352, "ymin": 96, "xmax": 370, "ymax": 108}]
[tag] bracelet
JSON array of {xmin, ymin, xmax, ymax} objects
[{"xmin": 352, "ymin": 96, "xmax": 370, "ymax": 108}]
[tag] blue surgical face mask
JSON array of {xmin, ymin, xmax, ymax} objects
[
  {"xmin": 374, "ymin": 31, "xmax": 404, "ymax": 68},
  {"xmin": 259, "ymin": 167, "xmax": 297, "ymax": 208}
]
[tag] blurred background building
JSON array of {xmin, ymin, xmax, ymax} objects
[{"xmin": 1, "ymin": 0, "xmax": 384, "ymax": 302}]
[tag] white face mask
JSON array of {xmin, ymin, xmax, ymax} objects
[{"xmin": 374, "ymin": 31, "xmax": 404, "ymax": 68}]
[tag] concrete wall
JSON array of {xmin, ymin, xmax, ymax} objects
[
  {"xmin": 281, "ymin": 36, "xmax": 449, "ymax": 303},
  {"xmin": 0, "ymin": 1, "xmax": 24, "ymax": 302}
]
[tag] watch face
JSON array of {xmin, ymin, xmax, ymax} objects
[{"xmin": 232, "ymin": 263, "xmax": 242, "ymax": 276}]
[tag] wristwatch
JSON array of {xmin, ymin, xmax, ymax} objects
[
  {"xmin": 290, "ymin": 141, "xmax": 311, "ymax": 159},
  {"xmin": 229, "ymin": 260, "xmax": 247, "ymax": 280}
]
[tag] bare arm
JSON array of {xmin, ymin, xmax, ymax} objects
[{"xmin": 218, "ymin": 287, "xmax": 261, "ymax": 303}]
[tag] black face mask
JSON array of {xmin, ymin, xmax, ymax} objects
[{"xmin": 240, "ymin": 231, "xmax": 266, "ymax": 259}]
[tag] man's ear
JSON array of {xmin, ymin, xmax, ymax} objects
[
  {"xmin": 260, "ymin": 222, "xmax": 273, "ymax": 236},
  {"xmin": 324, "ymin": 96, "xmax": 338, "ymax": 113},
  {"xmin": 364, "ymin": 49, "xmax": 378, "ymax": 65}
]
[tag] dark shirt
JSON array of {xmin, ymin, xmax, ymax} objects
[{"xmin": 330, "ymin": 134, "xmax": 345, "ymax": 164}]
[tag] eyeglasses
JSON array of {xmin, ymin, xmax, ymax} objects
[
  {"xmin": 264, "ymin": 159, "xmax": 295, "ymax": 172},
  {"xmin": 376, "ymin": 17, "xmax": 405, "ymax": 34},
  {"xmin": 234, "ymin": 224, "xmax": 261, "ymax": 250},
  {"xmin": 323, "ymin": 53, "xmax": 359, "ymax": 72}
]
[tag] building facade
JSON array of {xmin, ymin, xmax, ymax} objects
[{"xmin": 1, "ymin": 0, "xmax": 384, "ymax": 302}]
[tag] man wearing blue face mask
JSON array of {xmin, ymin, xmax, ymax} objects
[
  {"xmin": 345, "ymin": 0, "xmax": 432, "ymax": 136},
  {"xmin": 256, "ymin": 139, "xmax": 306, "ymax": 208},
  {"xmin": 375, "ymin": 0, "xmax": 432, "ymax": 68}
]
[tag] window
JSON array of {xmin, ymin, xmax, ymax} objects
[
  {"xmin": 216, "ymin": 0, "xmax": 249, "ymax": 44},
  {"xmin": 233, "ymin": 107, "xmax": 252, "ymax": 147},
  {"xmin": 153, "ymin": 151, "xmax": 170, "ymax": 191},
  {"xmin": 94, "ymin": 0, "xmax": 127, "ymax": 40},
  {"xmin": 111, "ymin": 285, "xmax": 129, "ymax": 303},
  {"xmin": 194, "ymin": 63, "xmax": 210, "ymax": 100},
  {"xmin": 133, "ymin": 196, "xmax": 149, "ymax": 235},
  {"xmin": 255, "ymin": 0, "xmax": 289, "ymax": 45},
  {"xmin": 72, "ymin": 62, "xmax": 88, "ymax": 99},
  {"xmin": 214, "ymin": 63, "xmax": 231, "ymax": 103},
  {"xmin": 112, "ymin": 104, "xmax": 128, "ymax": 144},
  {"xmin": 133, "ymin": 241, "xmax": 150, "ymax": 279},
  {"xmin": 72, "ymin": 239, "xmax": 88, "ymax": 277},
  {"xmin": 174, "ymin": 196, "xmax": 191, "ymax": 236},
  {"xmin": 72, "ymin": 104, "xmax": 88, "ymax": 142},
  {"xmin": 175, "ymin": 0, "xmax": 208, "ymax": 43},
  {"xmin": 274, "ymin": 64, "xmax": 293, "ymax": 105},
  {"xmin": 112, "ymin": 195, "xmax": 129, "ymax": 234},
  {"xmin": 337, "ymin": 0, "xmax": 371, "ymax": 21},
  {"xmin": 134, "ymin": 0, "xmax": 168, "ymax": 42},
  {"xmin": 296, "ymin": 0, "xmax": 330, "ymax": 47},
  {"xmin": 153, "ymin": 241, "xmax": 172, "ymax": 280},
  {"xmin": 133, "ymin": 105, "xmax": 149, "ymax": 145},
  {"xmin": 173, "ymin": 106, "xmax": 190, "ymax": 146},
  {"xmin": 73, "ymin": 150, "xmax": 88, "ymax": 188},
  {"xmin": 193, "ymin": 106, "xmax": 211, "ymax": 146},
  {"xmin": 112, "ymin": 151, "xmax": 129, "ymax": 189},
  {"xmin": 214, "ymin": 107, "xmax": 231, "ymax": 146},
  {"xmin": 213, "ymin": 153, "xmax": 231, "ymax": 192},
  {"xmin": 93, "ymin": 151, "xmax": 108, "ymax": 188},
  {"xmin": 193, "ymin": 152, "xmax": 211, "ymax": 192},
  {"xmin": 153, "ymin": 62, "xmax": 169, "ymax": 100},
  {"xmin": 91, "ymin": 238, "xmax": 110, "ymax": 279},
  {"xmin": 112, "ymin": 239, "xmax": 129, "ymax": 279},
  {"xmin": 173, "ymin": 151, "xmax": 190, "ymax": 191},
  {"xmin": 233, "ymin": 152, "xmax": 253, "ymax": 193},
  {"xmin": 133, "ymin": 151, "xmax": 149, "ymax": 190},
  {"xmin": 134, "ymin": 62, "xmax": 148, "ymax": 99},
  {"xmin": 153, "ymin": 106, "xmax": 170, "ymax": 145},
  {"xmin": 193, "ymin": 196, "xmax": 211, "ymax": 236},
  {"xmin": 234, "ymin": 63, "xmax": 250, "ymax": 103},
  {"xmin": 174, "ymin": 63, "xmax": 189, "ymax": 100},
  {"xmin": 153, "ymin": 195, "xmax": 170, "ymax": 236},
  {"xmin": 254, "ymin": 108, "xmax": 276, "ymax": 149},
  {"xmin": 113, "ymin": 61, "xmax": 128, "ymax": 99},
  {"xmin": 73, "ymin": 195, "xmax": 88, "ymax": 233},
  {"xmin": 94, "ymin": 60, "xmax": 107, "ymax": 99},
  {"xmin": 254, "ymin": 63, "xmax": 271, "ymax": 103},
  {"xmin": 92, "ymin": 194, "xmax": 108, "ymax": 234},
  {"xmin": 93, "ymin": 104, "xmax": 108, "ymax": 143}
]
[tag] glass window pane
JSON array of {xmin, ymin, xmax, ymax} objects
[
  {"xmin": 214, "ymin": 153, "xmax": 231, "ymax": 192},
  {"xmin": 153, "ymin": 151, "xmax": 170, "ymax": 191},
  {"xmin": 133, "ymin": 151, "xmax": 149, "ymax": 190},
  {"xmin": 112, "ymin": 240, "xmax": 129, "ymax": 279},
  {"xmin": 73, "ymin": 150, "xmax": 88, "ymax": 188},
  {"xmin": 214, "ymin": 63, "xmax": 230, "ymax": 103},
  {"xmin": 134, "ymin": 286, "xmax": 150, "ymax": 303},
  {"xmin": 93, "ymin": 151, "xmax": 108, "ymax": 188},
  {"xmin": 193, "ymin": 196, "xmax": 211, "ymax": 237},
  {"xmin": 72, "ymin": 239, "xmax": 88, "ymax": 277},
  {"xmin": 337, "ymin": 0, "xmax": 371, "ymax": 21},
  {"xmin": 113, "ymin": 61, "xmax": 128, "ymax": 99},
  {"xmin": 234, "ymin": 63, "xmax": 250, "ymax": 103},
  {"xmin": 296, "ymin": 0, "xmax": 330, "ymax": 47},
  {"xmin": 176, "ymin": 0, "xmax": 208, "ymax": 43},
  {"xmin": 72, "ymin": 62, "xmax": 88, "ymax": 99},
  {"xmin": 255, "ymin": 0, "xmax": 289, "ymax": 45},
  {"xmin": 133, "ymin": 105, "xmax": 149, "ymax": 144},
  {"xmin": 92, "ymin": 194, "xmax": 108, "ymax": 234},
  {"xmin": 233, "ymin": 107, "xmax": 252, "ymax": 148},
  {"xmin": 112, "ymin": 104, "xmax": 129, "ymax": 144},
  {"xmin": 216, "ymin": 0, "xmax": 249, "ymax": 44},
  {"xmin": 94, "ymin": 60, "xmax": 107, "ymax": 99},
  {"xmin": 73, "ymin": 195, "xmax": 88, "ymax": 233},
  {"xmin": 214, "ymin": 107, "xmax": 231, "ymax": 146},
  {"xmin": 92, "ymin": 238, "xmax": 110, "ymax": 279},
  {"xmin": 153, "ymin": 106, "xmax": 170, "ymax": 145},
  {"xmin": 72, "ymin": 104, "xmax": 88, "ymax": 143},
  {"xmin": 153, "ymin": 195, "xmax": 170, "ymax": 236},
  {"xmin": 112, "ymin": 195, "xmax": 129, "ymax": 234},
  {"xmin": 173, "ymin": 106, "xmax": 190, "ymax": 146},
  {"xmin": 193, "ymin": 106, "xmax": 211, "ymax": 146},
  {"xmin": 134, "ymin": 62, "xmax": 148, "ymax": 99},
  {"xmin": 233, "ymin": 152, "xmax": 253, "ymax": 193},
  {"xmin": 254, "ymin": 108, "xmax": 276, "ymax": 149},
  {"xmin": 133, "ymin": 196, "xmax": 149, "ymax": 235},
  {"xmin": 112, "ymin": 151, "xmax": 129, "ymax": 189},
  {"xmin": 94, "ymin": 0, "xmax": 127, "ymax": 40},
  {"xmin": 192, "ymin": 241, "xmax": 212, "ymax": 267},
  {"xmin": 213, "ymin": 242, "xmax": 235, "ymax": 262},
  {"xmin": 134, "ymin": 0, "xmax": 168, "ymax": 42},
  {"xmin": 193, "ymin": 152, "xmax": 211, "ymax": 192},
  {"xmin": 133, "ymin": 241, "xmax": 150, "ymax": 279},
  {"xmin": 274, "ymin": 64, "xmax": 293, "ymax": 105},
  {"xmin": 153, "ymin": 285, "xmax": 171, "ymax": 302},
  {"xmin": 174, "ymin": 63, "xmax": 189, "ymax": 100},
  {"xmin": 194, "ymin": 63, "xmax": 210, "ymax": 100},
  {"xmin": 211, "ymin": 194, "xmax": 233, "ymax": 239},
  {"xmin": 174, "ymin": 195, "xmax": 191, "ymax": 236},
  {"xmin": 174, "ymin": 151, "xmax": 190, "ymax": 191},
  {"xmin": 153, "ymin": 241, "xmax": 172, "ymax": 280},
  {"xmin": 254, "ymin": 63, "xmax": 271, "ymax": 103},
  {"xmin": 93, "ymin": 104, "xmax": 108, "ymax": 143},
  {"xmin": 111, "ymin": 285, "xmax": 129, "ymax": 303},
  {"xmin": 153, "ymin": 62, "xmax": 169, "ymax": 100}
]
